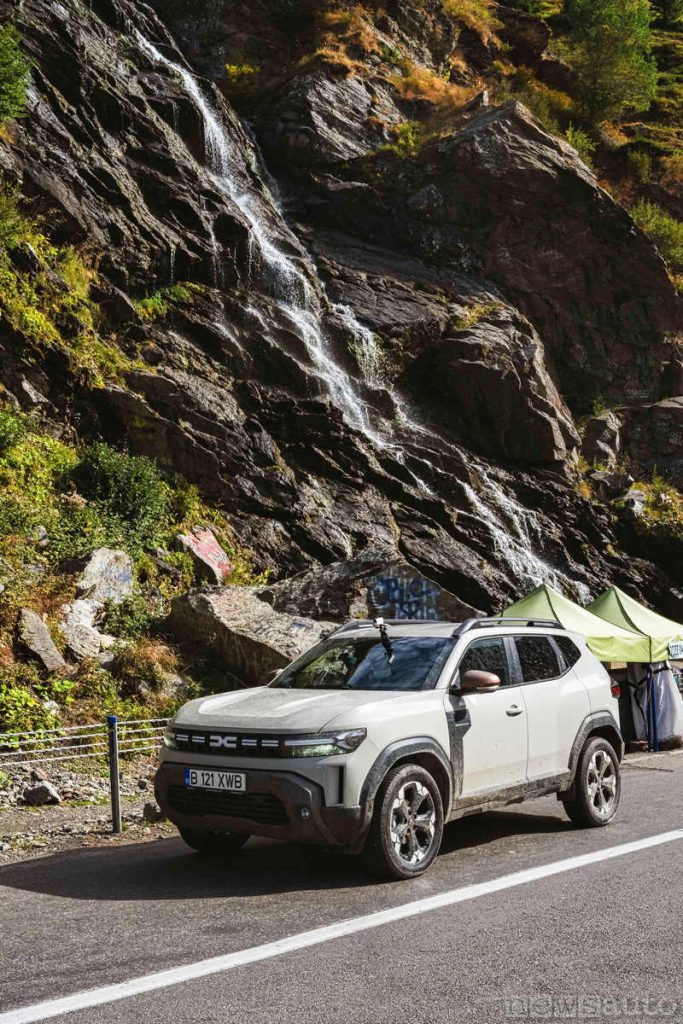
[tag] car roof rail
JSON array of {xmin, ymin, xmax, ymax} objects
[
  {"xmin": 452, "ymin": 616, "xmax": 563, "ymax": 637},
  {"xmin": 326, "ymin": 618, "xmax": 453, "ymax": 638}
]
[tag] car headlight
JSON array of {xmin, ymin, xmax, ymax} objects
[
  {"xmin": 162, "ymin": 725, "xmax": 178, "ymax": 749},
  {"xmin": 281, "ymin": 729, "xmax": 366, "ymax": 758}
]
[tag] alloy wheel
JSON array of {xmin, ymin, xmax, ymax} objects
[
  {"xmin": 389, "ymin": 780, "xmax": 436, "ymax": 865},
  {"xmin": 586, "ymin": 749, "xmax": 617, "ymax": 818}
]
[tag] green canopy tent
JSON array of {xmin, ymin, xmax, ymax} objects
[
  {"xmin": 502, "ymin": 584, "xmax": 650, "ymax": 663},
  {"xmin": 588, "ymin": 587, "xmax": 683, "ymax": 751},
  {"xmin": 588, "ymin": 586, "xmax": 683, "ymax": 663}
]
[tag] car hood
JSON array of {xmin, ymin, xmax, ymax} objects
[{"xmin": 174, "ymin": 686, "xmax": 421, "ymax": 733}]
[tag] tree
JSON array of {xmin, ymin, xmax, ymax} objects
[
  {"xmin": 651, "ymin": 0, "xmax": 683, "ymax": 25},
  {"xmin": 0, "ymin": 23, "xmax": 29, "ymax": 128},
  {"xmin": 563, "ymin": 0, "xmax": 658, "ymax": 124}
]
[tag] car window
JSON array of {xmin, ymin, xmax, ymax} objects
[
  {"xmin": 515, "ymin": 636, "xmax": 560, "ymax": 683},
  {"xmin": 458, "ymin": 637, "xmax": 511, "ymax": 686},
  {"xmin": 555, "ymin": 636, "xmax": 581, "ymax": 668},
  {"xmin": 272, "ymin": 636, "xmax": 454, "ymax": 691}
]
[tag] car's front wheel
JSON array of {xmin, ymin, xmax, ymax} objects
[
  {"xmin": 562, "ymin": 736, "xmax": 621, "ymax": 827},
  {"xmin": 178, "ymin": 827, "xmax": 250, "ymax": 854},
  {"xmin": 363, "ymin": 763, "xmax": 444, "ymax": 879}
]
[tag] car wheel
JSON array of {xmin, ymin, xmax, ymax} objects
[
  {"xmin": 562, "ymin": 736, "xmax": 621, "ymax": 827},
  {"xmin": 363, "ymin": 763, "xmax": 443, "ymax": 879},
  {"xmin": 178, "ymin": 827, "xmax": 250, "ymax": 854}
]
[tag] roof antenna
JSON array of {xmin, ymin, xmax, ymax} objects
[{"xmin": 373, "ymin": 616, "xmax": 394, "ymax": 663}]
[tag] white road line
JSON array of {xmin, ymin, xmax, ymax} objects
[{"xmin": 2, "ymin": 829, "xmax": 682, "ymax": 1024}]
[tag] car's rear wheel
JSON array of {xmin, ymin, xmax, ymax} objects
[
  {"xmin": 178, "ymin": 827, "xmax": 250, "ymax": 854},
  {"xmin": 363, "ymin": 763, "xmax": 443, "ymax": 879},
  {"xmin": 562, "ymin": 736, "xmax": 620, "ymax": 827}
]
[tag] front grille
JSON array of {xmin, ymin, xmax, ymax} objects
[
  {"xmin": 167, "ymin": 785, "xmax": 289, "ymax": 825},
  {"xmin": 173, "ymin": 729, "xmax": 305, "ymax": 758}
]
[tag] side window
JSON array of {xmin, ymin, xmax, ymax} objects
[
  {"xmin": 514, "ymin": 636, "xmax": 560, "ymax": 683},
  {"xmin": 555, "ymin": 636, "xmax": 581, "ymax": 668},
  {"xmin": 458, "ymin": 637, "xmax": 511, "ymax": 686}
]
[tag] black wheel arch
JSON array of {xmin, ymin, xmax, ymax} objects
[
  {"xmin": 360, "ymin": 738, "xmax": 453, "ymax": 816},
  {"xmin": 566, "ymin": 712, "xmax": 624, "ymax": 788}
]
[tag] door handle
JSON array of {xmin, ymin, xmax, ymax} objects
[{"xmin": 506, "ymin": 705, "xmax": 524, "ymax": 716}]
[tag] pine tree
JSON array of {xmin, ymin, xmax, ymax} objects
[{"xmin": 563, "ymin": 0, "xmax": 658, "ymax": 124}]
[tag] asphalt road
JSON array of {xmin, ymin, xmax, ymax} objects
[{"xmin": 1, "ymin": 755, "xmax": 682, "ymax": 1024}]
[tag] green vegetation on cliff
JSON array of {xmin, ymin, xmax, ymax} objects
[
  {"xmin": 0, "ymin": 23, "xmax": 29, "ymax": 128},
  {"xmin": 0, "ymin": 407, "xmax": 264, "ymax": 734},
  {"xmin": 563, "ymin": 0, "xmax": 657, "ymax": 123}
]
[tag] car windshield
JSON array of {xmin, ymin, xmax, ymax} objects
[{"xmin": 271, "ymin": 636, "xmax": 454, "ymax": 692}]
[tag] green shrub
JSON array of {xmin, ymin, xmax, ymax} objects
[
  {"xmin": 565, "ymin": 124, "xmax": 597, "ymax": 165},
  {"xmin": 0, "ymin": 181, "xmax": 29, "ymax": 249},
  {"xmin": 631, "ymin": 199, "xmax": 683, "ymax": 273},
  {"xmin": 626, "ymin": 148, "xmax": 653, "ymax": 182},
  {"xmin": 0, "ymin": 405, "xmax": 26, "ymax": 458},
  {"xmin": 69, "ymin": 443, "xmax": 170, "ymax": 551},
  {"xmin": 0, "ymin": 663, "xmax": 61, "ymax": 735},
  {"xmin": 0, "ymin": 24, "xmax": 29, "ymax": 128},
  {"xmin": 103, "ymin": 593, "xmax": 158, "ymax": 640},
  {"xmin": 134, "ymin": 284, "xmax": 193, "ymax": 322}
]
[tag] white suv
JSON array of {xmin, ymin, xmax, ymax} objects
[{"xmin": 156, "ymin": 616, "xmax": 623, "ymax": 878}]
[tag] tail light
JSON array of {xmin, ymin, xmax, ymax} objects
[{"xmin": 610, "ymin": 682, "xmax": 621, "ymax": 698}]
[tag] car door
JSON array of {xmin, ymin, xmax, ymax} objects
[
  {"xmin": 451, "ymin": 636, "xmax": 529, "ymax": 798},
  {"xmin": 510, "ymin": 634, "xmax": 591, "ymax": 781}
]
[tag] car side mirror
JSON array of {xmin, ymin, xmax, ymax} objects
[{"xmin": 459, "ymin": 670, "xmax": 501, "ymax": 692}]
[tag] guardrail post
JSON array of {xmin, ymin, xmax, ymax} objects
[{"xmin": 107, "ymin": 714, "xmax": 122, "ymax": 834}]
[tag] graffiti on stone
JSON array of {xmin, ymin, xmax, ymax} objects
[{"xmin": 368, "ymin": 573, "xmax": 444, "ymax": 620}]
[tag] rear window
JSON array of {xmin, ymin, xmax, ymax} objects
[
  {"xmin": 555, "ymin": 636, "xmax": 581, "ymax": 668},
  {"xmin": 515, "ymin": 636, "xmax": 560, "ymax": 683},
  {"xmin": 272, "ymin": 636, "xmax": 454, "ymax": 692}
]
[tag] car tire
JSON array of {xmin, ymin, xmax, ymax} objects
[
  {"xmin": 362, "ymin": 763, "xmax": 444, "ymax": 880},
  {"xmin": 562, "ymin": 736, "xmax": 621, "ymax": 828},
  {"xmin": 178, "ymin": 827, "xmax": 250, "ymax": 854}
]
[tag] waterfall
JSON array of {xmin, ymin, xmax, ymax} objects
[
  {"xmin": 463, "ymin": 476, "xmax": 591, "ymax": 602},
  {"xmin": 135, "ymin": 30, "xmax": 384, "ymax": 445},
  {"xmin": 133, "ymin": 28, "xmax": 589, "ymax": 600}
]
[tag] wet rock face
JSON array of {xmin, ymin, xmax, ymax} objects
[
  {"xmin": 1, "ymin": 0, "xmax": 681, "ymax": 616},
  {"xmin": 303, "ymin": 101, "xmax": 681, "ymax": 413}
]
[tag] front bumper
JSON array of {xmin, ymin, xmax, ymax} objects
[{"xmin": 155, "ymin": 761, "xmax": 371, "ymax": 851}]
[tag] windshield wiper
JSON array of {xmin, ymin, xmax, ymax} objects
[{"xmin": 373, "ymin": 616, "xmax": 394, "ymax": 664}]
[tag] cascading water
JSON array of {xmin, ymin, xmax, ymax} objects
[
  {"xmin": 134, "ymin": 27, "xmax": 589, "ymax": 601},
  {"xmin": 462, "ymin": 474, "xmax": 592, "ymax": 602},
  {"xmin": 135, "ymin": 30, "xmax": 384, "ymax": 445}
]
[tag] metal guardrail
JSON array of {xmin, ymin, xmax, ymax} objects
[{"xmin": 0, "ymin": 715, "xmax": 168, "ymax": 834}]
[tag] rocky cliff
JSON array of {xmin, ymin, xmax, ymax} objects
[{"xmin": 1, "ymin": 0, "xmax": 682, "ymax": 620}]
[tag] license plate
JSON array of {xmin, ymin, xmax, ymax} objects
[{"xmin": 184, "ymin": 768, "xmax": 246, "ymax": 792}]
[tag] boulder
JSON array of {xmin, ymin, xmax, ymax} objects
[
  {"xmin": 168, "ymin": 587, "xmax": 336, "ymax": 686},
  {"xmin": 590, "ymin": 470, "xmax": 633, "ymax": 503},
  {"xmin": 60, "ymin": 599, "xmax": 117, "ymax": 661},
  {"xmin": 23, "ymin": 781, "xmax": 61, "ymax": 806},
  {"xmin": 581, "ymin": 413, "xmax": 621, "ymax": 471},
  {"xmin": 261, "ymin": 69, "xmax": 401, "ymax": 169},
  {"xmin": 142, "ymin": 801, "xmax": 165, "ymax": 823},
  {"xmin": 619, "ymin": 488, "xmax": 647, "ymax": 520},
  {"xmin": 17, "ymin": 609, "xmax": 68, "ymax": 674},
  {"xmin": 76, "ymin": 548, "xmax": 134, "ymax": 605},
  {"xmin": 176, "ymin": 526, "xmax": 232, "ymax": 585},
  {"xmin": 258, "ymin": 547, "xmax": 481, "ymax": 622}
]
